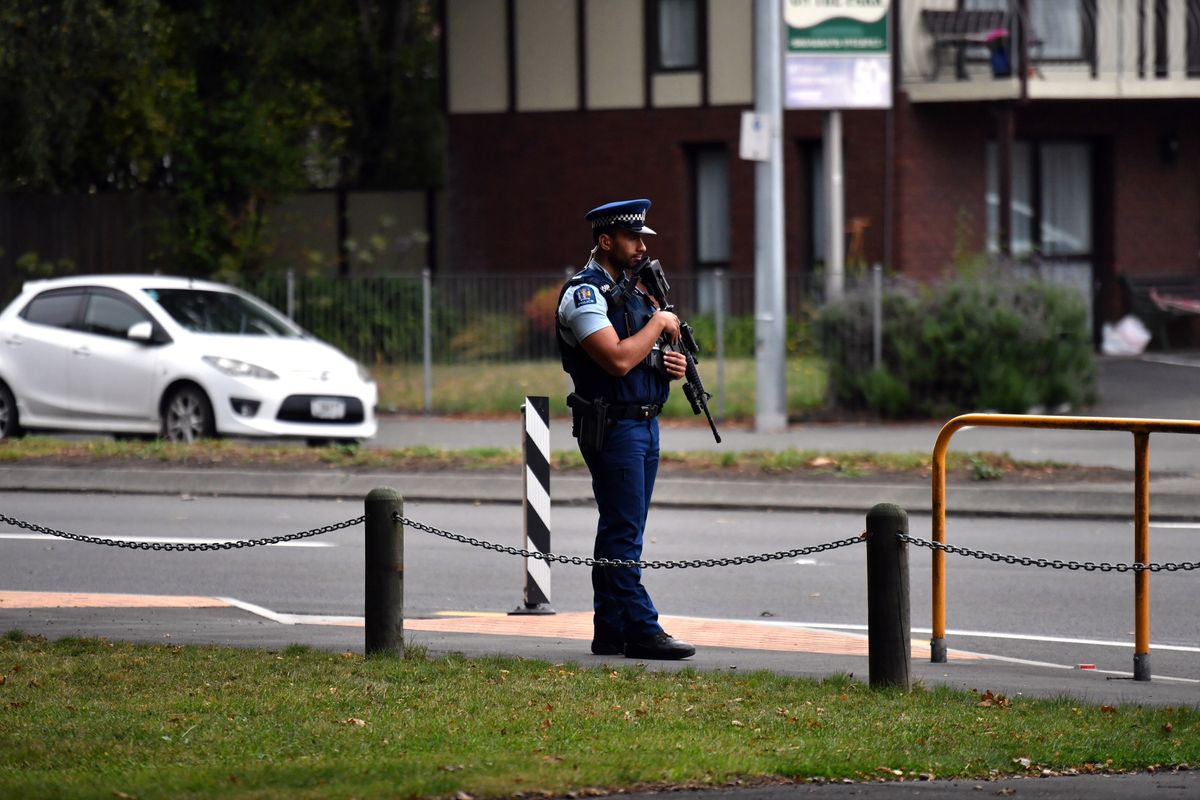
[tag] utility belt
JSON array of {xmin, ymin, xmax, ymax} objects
[{"xmin": 567, "ymin": 393, "xmax": 662, "ymax": 451}]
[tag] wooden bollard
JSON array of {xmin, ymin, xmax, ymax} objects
[
  {"xmin": 365, "ymin": 487, "xmax": 404, "ymax": 656},
  {"xmin": 866, "ymin": 503, "xmax": 911, "ymax": 690}
]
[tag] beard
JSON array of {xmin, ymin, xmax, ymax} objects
[{"xmin": 613, "ymin": 250, "xmax": 644, "ymax": 275}]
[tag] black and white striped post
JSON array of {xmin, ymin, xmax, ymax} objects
[{"xmin": 510, "ymin": 395, "xmax": 555, "ymax": 615}]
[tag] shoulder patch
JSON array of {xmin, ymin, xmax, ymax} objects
[{"xmin": 573, "ymin": 286, "xmax": 597, "ymax": 307}]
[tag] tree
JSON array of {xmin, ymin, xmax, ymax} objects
[
  {"xmin": 0, "ymin": 0, "xmax": 442, "ymax": 278},
  {"xmin": 0, "ymin": 0, "xmax": 179, "ymax": 192},
  {"xmin": 338, "ymin": 0, "xmax": 443, "ymax": 189}
]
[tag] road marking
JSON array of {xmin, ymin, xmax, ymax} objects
[
  {"xmin": 1150, "ymin": 522, "xmax": 1200, "ymax": 529},
  {"xmin": 929, "ymin": 646, "xmax": 1200, "ymax": 684},
  {"xmin": 0, "ymin": 532, "xmax": 333, "ymax": 548},
  {"xmin": 753, "ymin": 619, "xmax": 1200, "ymax": 654},
  {"xmin": 1137, "ymin": 354, "xmax": 1200, "ymax": 369}
]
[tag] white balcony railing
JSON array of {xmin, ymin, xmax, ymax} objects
[{"xmin": 902, "ymin": 0, "xmax": 1200, "ymax": 102}]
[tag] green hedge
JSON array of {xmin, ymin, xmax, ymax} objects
[{"xmin": 815, "ymin": 270, "xmax": 1097, "ymax": 418}]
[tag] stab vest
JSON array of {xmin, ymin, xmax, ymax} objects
[{"xmin": 556, "ymin": 262, "xmax": 669, "ymax": 407}]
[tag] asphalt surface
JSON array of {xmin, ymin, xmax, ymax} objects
[{"xmin": 4, "ymin": 353, "xmax": 1200, "ymax": 798}]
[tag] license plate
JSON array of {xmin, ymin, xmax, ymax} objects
[{"xmin": 310, "ymin": 398, "xmax": 346, "ymax": 420}]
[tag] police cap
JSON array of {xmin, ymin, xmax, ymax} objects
[{"xmin": 585, "ymin": 198, "xmax": 657, "ymax": 236}]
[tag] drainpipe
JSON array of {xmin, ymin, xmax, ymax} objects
[{"xmin": 1017, "ymin": 0, "xmax": 1031, "ymax": 101}]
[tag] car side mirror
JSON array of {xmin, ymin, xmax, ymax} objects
[{"xmin": 127, "ymin": 321, "xmax": 154, "ymax": 342}]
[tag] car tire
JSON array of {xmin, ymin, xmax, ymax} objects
[
  {"xmin": 0, "ymin": 383, "xmax": 23, "ymax": 441},
  {"xmin": 161, "ymin": 385, "xmax": 216, "ymax": 443}
]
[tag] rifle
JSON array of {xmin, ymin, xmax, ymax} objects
[{"xmin": 635, "ymin": 258, "xmax": 722, "ymax": 443}]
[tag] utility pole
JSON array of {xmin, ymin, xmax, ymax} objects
[
  {"xmin": 753, "ymin": 0, "xmax": 787, "ymax": 433},
  {"xmin": 824, "ymin": 109, "xmax": 845, "ymax": 302}
]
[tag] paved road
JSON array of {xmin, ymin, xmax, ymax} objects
[{"xmin": 4, "ymin": 492, "xmax": 1199, "ymax": 687}]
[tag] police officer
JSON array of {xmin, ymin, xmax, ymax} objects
[{"xmin": 555, "ymin": 198, "xmax": 696, "ymax": 660}]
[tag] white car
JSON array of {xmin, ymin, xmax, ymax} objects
[{"xmin": 0, "ymin": 275, "xmax": 377, "ymax": 444}]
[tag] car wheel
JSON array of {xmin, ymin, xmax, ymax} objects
[
  {"xmin": 162, "ymin": 385, "xmax": 216, "ymax": 443},
  {"xmin": 0, "ymin": 383, "xmax": 22, "ymax": 441}
]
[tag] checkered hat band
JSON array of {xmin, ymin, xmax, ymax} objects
[{"xmin": 591, "ymin": 212, "xmax": 645, "ymax": 229}]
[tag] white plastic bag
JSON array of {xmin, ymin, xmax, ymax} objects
[{"xmin": 1101, "ymin": 315, "xmax": 1151, "ymax": 355}]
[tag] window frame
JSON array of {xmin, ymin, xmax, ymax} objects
[
  {"xmin": 647, "ymin": 0, "xmax": 706, "ymax": 73},
  {"xmin": 687, "ymin": 142, "xmax": 732, "ymax": 269},
  {"xmin": 81, "ymin": 288, "xmax": 155, "ymax": 340},
  {"xmin": 18, "ymin": 288, "xmax": 87, "ymax": 331},
  {"xmin": 986, "ymin": 137, "xmax": 1095, "ymax": 262}
]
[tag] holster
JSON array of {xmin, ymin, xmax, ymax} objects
[{"xmin": 567, "ymin": 393, "xmax": 609, "ymax": 451}]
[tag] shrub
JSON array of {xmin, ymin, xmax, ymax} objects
[
  {"xmin": 447, "ymin": 312, "xmax": 525, "ymax": 360},
  {"xmin": 523, "ymin": 284, "xmax": 561, "ymax": 336},
  {"xmin": 687, "ymin": 312, "xmax": 817, "ymax": 359},
  {"xmin": 815, "ymin": 268, "xmax": 1096, "ymax": 418}
]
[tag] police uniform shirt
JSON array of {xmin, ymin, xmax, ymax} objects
[{"xmin": 557, "ymin": 260, "xmax": 616, "ymax": 348}]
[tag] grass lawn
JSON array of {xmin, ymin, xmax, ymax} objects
[
  {"xmin": 0, "ymin": 435, "xmax": 1096, "ymax": 483},
  {"xmin": 371, "ymin": 357, "xmax": 828, "ymax": 419},
  {"xmin": 1, "ymin": 634, "xmax": 1196, "ymax": 799}
]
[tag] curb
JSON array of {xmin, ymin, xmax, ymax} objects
[{"xmin": 1, "ymin": 466, "xmax": 1197, "ymax": 520}]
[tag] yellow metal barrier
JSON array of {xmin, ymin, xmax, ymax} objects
[{"xmin": 931, "ymin": 413, "xmax": 1200, "ymax": 682}]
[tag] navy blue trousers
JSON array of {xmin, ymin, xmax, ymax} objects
[{"xmin": 582, "ymin": 418, "xmax": 664, "ymax": 643}]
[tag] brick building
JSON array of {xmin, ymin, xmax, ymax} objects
[{"xmin": 441, "ymin": 0, "xmax": 1200, "ymax": 341}]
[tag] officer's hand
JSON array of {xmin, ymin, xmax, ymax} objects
[
  {"xmin": 656, "ymin": 311, "xmax": 681, "ymax": 343},
  {"xmin": 662, "ymin": 350, "xmax": 687, "ymax": 380}
]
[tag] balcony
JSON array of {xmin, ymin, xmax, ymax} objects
[{"xmin": 902, "ymin": 0, "xmax": 1200, "ymax": 102}]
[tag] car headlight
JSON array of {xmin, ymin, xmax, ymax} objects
[{"xmin": 202, "ymin": 355, "xmax": 279, "ymax": 380}]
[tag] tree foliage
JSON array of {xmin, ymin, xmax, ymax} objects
[{"xmin": 0, "ymin": 0, "xmax": 442, "ymax": 278}]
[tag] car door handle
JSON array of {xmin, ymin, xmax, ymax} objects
[
  {"xmin": 3, "ymin": 337, "xmax": 20, "ymax": 347},
  {"xmin": 72, "ymin": 346, "xmax": 91, "ymax": 358}
]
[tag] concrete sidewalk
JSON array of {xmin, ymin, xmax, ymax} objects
[{"xmin": 3, "ymin": 462, "xmax": 1197, "ymax": 521}]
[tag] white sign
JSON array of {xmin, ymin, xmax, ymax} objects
[
  {"xmin": 784, "ymin": 0, "xmax": 890, "ymax": 38},
  {"xmin": 784, "ymin": 0, "xmax": 892, "ymax": 110},
  {"xmin": 786, "ymin": 55, "xmax": 890, "ymax": 109},
  {"xmin": 739, "ymin": 112, "xmax": 771, "ymax": 162}
]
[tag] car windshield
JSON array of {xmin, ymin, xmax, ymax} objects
[{"xmin": 143, "ymin": 288, "xmax": 301, "ymax": 337}]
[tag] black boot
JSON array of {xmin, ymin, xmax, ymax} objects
[{"xmin": 624, "ymin": 632, "xmax": 695, "ymax": 660}]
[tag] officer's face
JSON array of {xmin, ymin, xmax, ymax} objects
[{"xmin": 603, "ymin": 229, "xmax": 646, "ymax": 272}]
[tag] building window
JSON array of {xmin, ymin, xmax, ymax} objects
[
  {"xmin": 986, "ymin": 140, "xmax": 1092, "ymax": 258},
  {"xmin": 654, "ymin": 0, "xmax": 701, "ymax": 70},
  {"xmin": 691, "ymin": 145, "xmax": 730, "ymax": 266}
]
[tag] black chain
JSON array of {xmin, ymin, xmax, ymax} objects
[
  {"xmin": 396, "ymin": 513, "xmax": 865, "ymax": 568},
  {"xmin": 0, "ymin": 512, "xmax": 364, "ymax": 552},
  {"xmin": 899, "ymin": 532, "xmax": 1200, "ymax": 573},
  {"xmin": 13, "ymin": 506, "xmax": 1190, "ymax": 574}
]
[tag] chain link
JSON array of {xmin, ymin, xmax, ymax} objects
[
  {"xmin": 7, "ymin": 505, "xmax": 1195, "ymax": 574},
  {"xmin": 0, "ymin": 512, "xmax": 363, "ymax": 552},
  {"xmin": 898, "ymin": 532, "xmax": 1200, "ymax": 573},
  {"xmin": 396, "ymin": 513, "xmax": 865, "ymax": 568}
]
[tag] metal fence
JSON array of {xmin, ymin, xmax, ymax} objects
[{"xmin": 237, "ymin": 268, "xmax": 890, "ymax": 370}]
